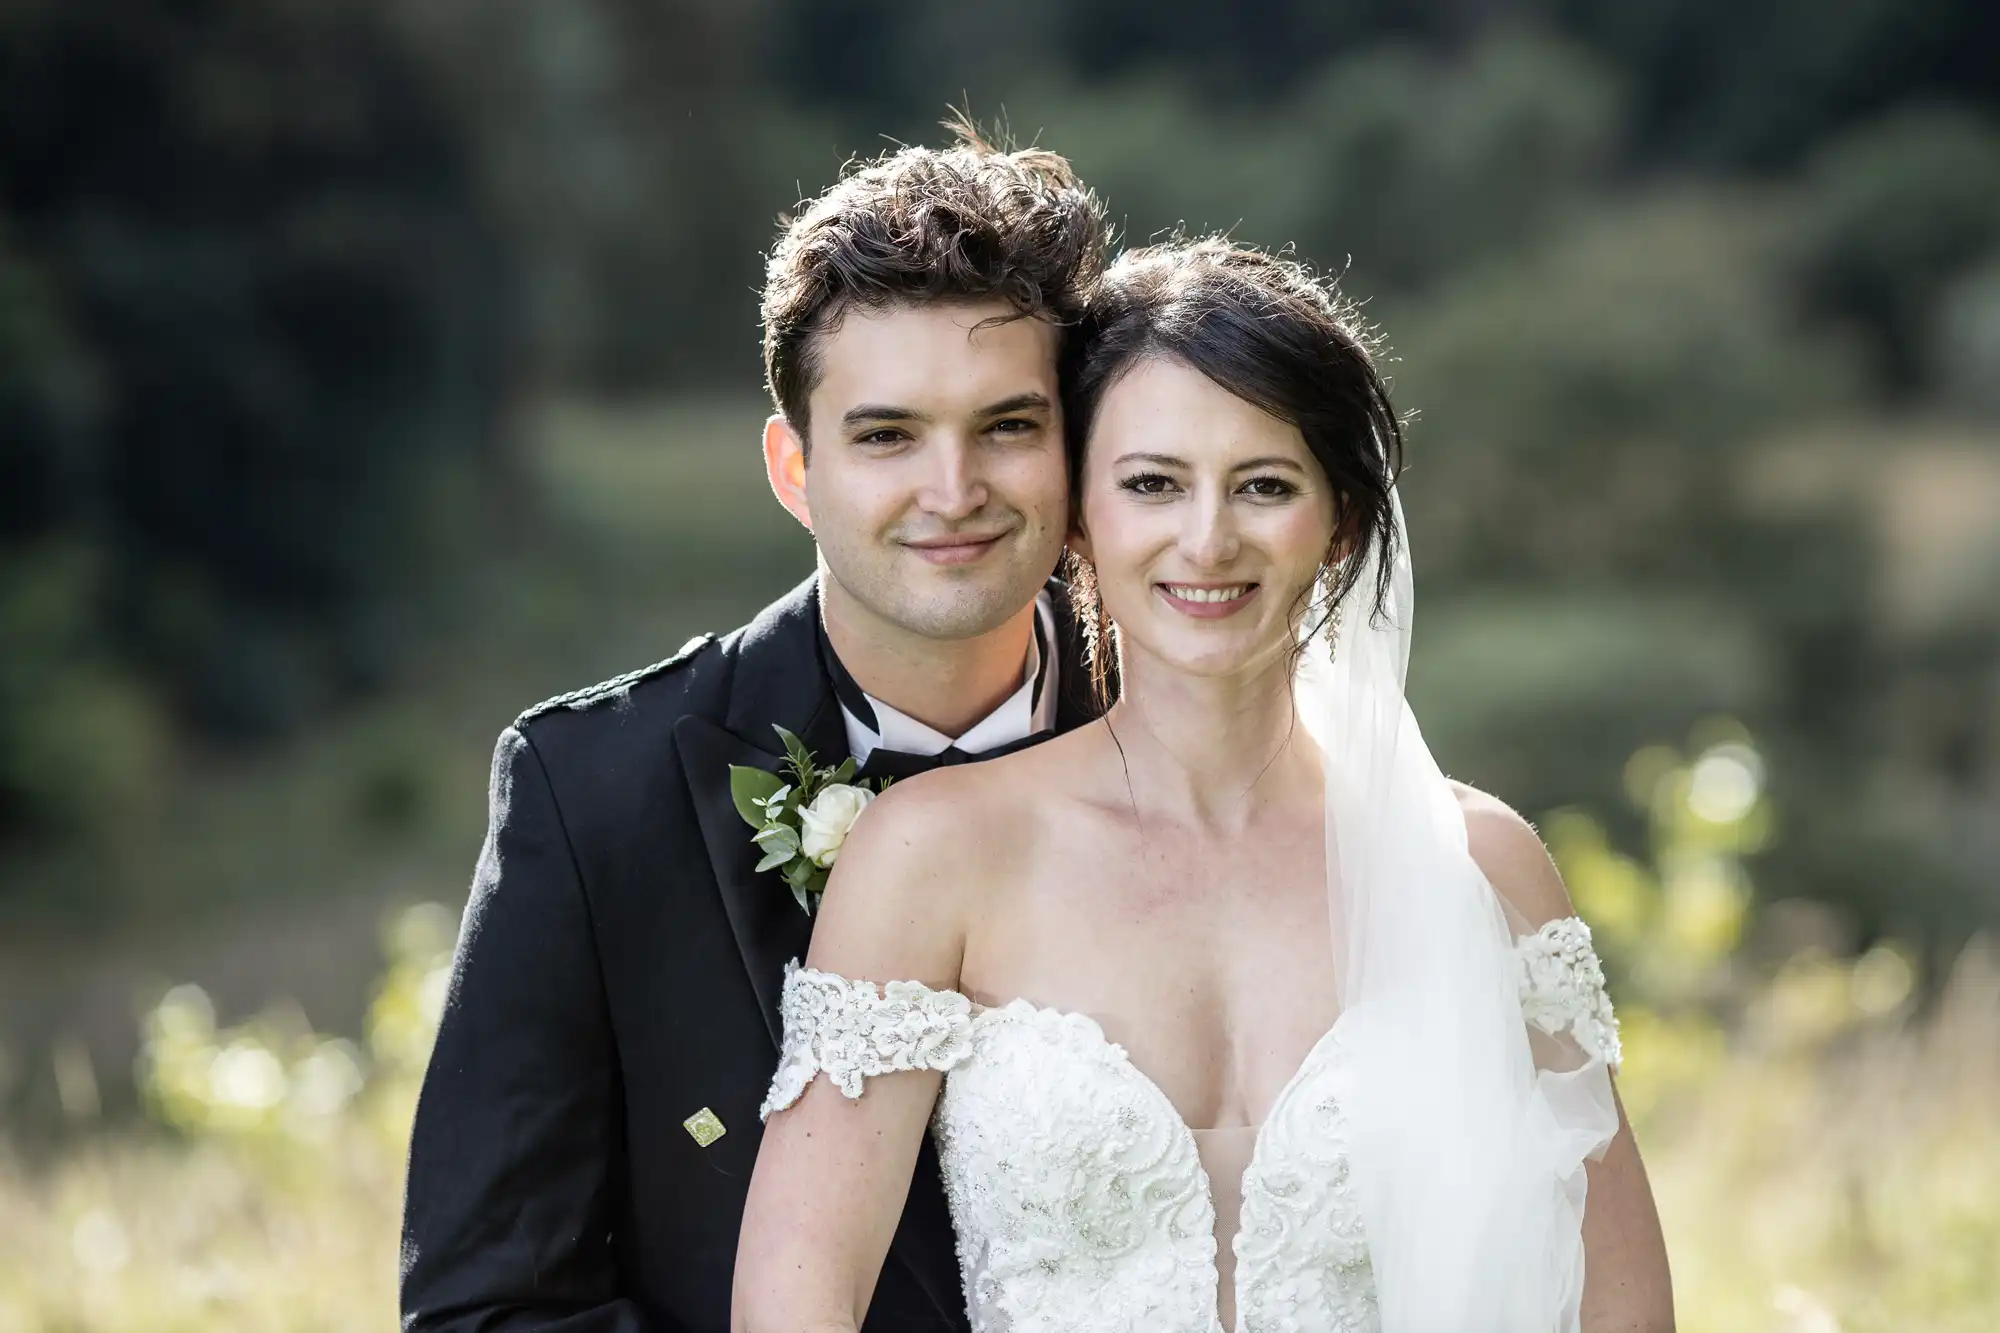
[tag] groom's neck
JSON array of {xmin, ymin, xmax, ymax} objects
[{"xmin": 819, "ymin": 579, "xmax": 1037, "ymax": 740}]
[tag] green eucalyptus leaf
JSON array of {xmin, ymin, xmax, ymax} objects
[
  {"xmin": 752, "ymin": 823, "xmax": 800, "ymax": 856},
  {"xmin": 756, "ymin": 846, "xmax": 796, "ymax": 873},
  {"xmin": 790, "ymin": 882, "xmax": 814, "ymax": 915},
  {"xmin": 729, "ymin": 765, "xmax": 786, "ymax": 828},
  {"xmin": 772, "ymin": 726, "xmax": 816, "ymax": 785}
]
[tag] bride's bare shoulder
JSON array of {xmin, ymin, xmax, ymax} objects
[
  {"xmin": 839, "ymin": 760, "xmax": 1039, "ymax": 880},
  {"xmin": 807, "ymin": 758, "xmax": 1043, "ymax": 980},
  {"xmin": 1449, "ymin": 780, "xmax": 1578, "ymax": 926}
]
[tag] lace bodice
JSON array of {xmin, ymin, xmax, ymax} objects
[{"xmin": 761, "ymin": 919, "xmax": 1620, "ymax": 1333}]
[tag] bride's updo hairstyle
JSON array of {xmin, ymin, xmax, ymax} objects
[{"xmin": 1062, "ymin": 238, "xmax": 1406, "ymax": 703}]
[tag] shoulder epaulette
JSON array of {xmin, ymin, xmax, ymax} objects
[{"xmin": 514, "ymin": 633, "xmax": 715, "ymax": 724}]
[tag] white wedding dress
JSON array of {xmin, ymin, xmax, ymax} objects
[{"xmin": 758, "ymin": 918, "xmax": 1621, "ymax": 1333}]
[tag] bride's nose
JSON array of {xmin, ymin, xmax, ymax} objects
[{"xmin": 1178, "ymin": 488, "xmax": 1241, "ymax": 567}]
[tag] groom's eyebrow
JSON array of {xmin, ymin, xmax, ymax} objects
[
  {"xmin": 841, "ymin": 392, "xmax": 1053, "ymax": 429},
  {"xmin": 977, "ymin": 392, "xmax": 1053, "ymax": 418},
  {"xmin": 842, "ymin": 403, "xmax": 926, "ymax": 427}
]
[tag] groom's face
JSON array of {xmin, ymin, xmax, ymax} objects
[{"xmin": 768, "ymin": 300, "xmax": 1069, "ymax": 642}]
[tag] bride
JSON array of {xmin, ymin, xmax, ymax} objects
[{"xmin": 734, "ymin": 239, "xmax": 1674, "ymax": 1332}]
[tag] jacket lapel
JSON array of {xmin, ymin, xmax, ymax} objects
[
  {"xmin": 675, "ymin": 576, "xmax": 968, "ymax": 1328},
  {"xmin": 674, "ymin": 716, "xmax": 818, "ymax": 1051},
  {"xmin": 673, "ymin": 576, "xmax": 845, "ymax": 1051}
]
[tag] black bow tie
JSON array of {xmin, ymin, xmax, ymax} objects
[{"xmin": 855, "ymin": 729, "xmax": 1052, "ymax": 783}]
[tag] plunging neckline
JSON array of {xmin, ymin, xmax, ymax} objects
[
  {"xmin": 966, "ymin": 994, "xmax": 1356, "ymax": 1329},
  {"xmin": 968, "ymin": 994, "xmax": 1352, "ymax": 1139}
]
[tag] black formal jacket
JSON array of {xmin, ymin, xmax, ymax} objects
[{"xmin": 401, "ymin": 574, "xmax": 1100, "ymax": 1333}]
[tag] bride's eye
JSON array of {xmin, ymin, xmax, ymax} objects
[
  {"xmin": 1239, "ymin": 475, "xmax": 1299, "ymax": 499},
  {"xmin": 1118, "ymin": 472, "xmax": 1178, "ymax": 496}
]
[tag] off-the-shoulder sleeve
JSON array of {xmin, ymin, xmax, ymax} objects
[
  {"xmin": 758, "ymin": 960, "xmax": 977, "ymax": 1121},
  {"xmin": 1515, "ymin": 917, "xmax": 1622, "ymax": 1070}
]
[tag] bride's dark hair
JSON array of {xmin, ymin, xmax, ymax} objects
[{"xmin": 1061, "ymin": 237, "xmax": 1407, "ymax": 705}]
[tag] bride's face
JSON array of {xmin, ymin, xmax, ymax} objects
[{"xmin": 1075, "ymin": 356, "xmax": 1338, "ymax": 682}]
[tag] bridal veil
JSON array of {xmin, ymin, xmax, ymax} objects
[{"xmin": 1299, "ymin": 492, "xmax": 1620, "ymax": 1332}]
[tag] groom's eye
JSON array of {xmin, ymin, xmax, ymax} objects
[
  {"xmin": 988, "ymin": 417, "xmax": 1039, "ymax": 436},
  {"xmin": 855, "ymin": 428, "xmax": 909, "ymax": 446}
]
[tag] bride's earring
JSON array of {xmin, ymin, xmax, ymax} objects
[
  {"xmin": 1319, "ymin": 561, "xmax": 1345, "ymax": 663},
  {"xmin": 1065, "ymin": 547, "xmax": 1116, "ymax": 708}
]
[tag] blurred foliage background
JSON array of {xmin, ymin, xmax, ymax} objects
[{"xmin": 1, "ymin": 1, "xmax": 1997, "ymax": 1329}]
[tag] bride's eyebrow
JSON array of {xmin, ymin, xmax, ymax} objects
[{"xmin": 1108, "ymin": 452, "xmax": 1305, "ymax": 473}]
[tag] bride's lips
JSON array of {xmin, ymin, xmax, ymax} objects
[
  {"xmin": 903, "ymin": 531, "xmax": 1011, "ymax": 566},
  {"xmin": 1156, "ymin": 581, "xmax": 1260, "ymax": 618}
]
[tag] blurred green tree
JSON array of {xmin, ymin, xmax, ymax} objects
[
  {"xmin": 0, "ymin": 0, "xmax": 518, "ymax": 785},
  {"xmin": 1789, "ymin": 104, "xmax": 2000, "ymax": 392}
]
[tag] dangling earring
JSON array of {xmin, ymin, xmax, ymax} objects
[
  {"xmin": 1318, "ymin": 560, "xmax": 1346, "ymax": 664},
  {"xmin": 1065, "ymin": 548, "xmax": 1115, "ymax": 709}
]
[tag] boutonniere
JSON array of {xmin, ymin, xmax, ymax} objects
[{"xmin": 729, "ymin": 726, "xmax": 889, "ymax": 914}]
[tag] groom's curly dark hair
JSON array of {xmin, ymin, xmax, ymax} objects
[{"xmin": 761, "ymin": 117, "xmax": 1109, "ymax": 444}]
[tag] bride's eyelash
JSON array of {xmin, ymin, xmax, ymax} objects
[
  {"xmin": 1116, "ymin": 472, "xmax": 1300, "ymax": 498},
  {"xmin": 1118, "ymin": 472, "xmax": 1176, "ymax": 495}
]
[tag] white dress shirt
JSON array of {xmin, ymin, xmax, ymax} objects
[{"xmin": 836, "ymin": 592, "xmax": 1060, "ymax": 769}]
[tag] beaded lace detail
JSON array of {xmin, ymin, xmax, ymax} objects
[
  {"xmin": 757, "ymin": 961, "xmax": 975, "ymax": 1121},
  {"xmin": 1515, "ymin": 918, "xmax": 1623, "ymax": 1069},
  {"xmin": 1233, "ymin": 1030, "xmax": 1377, "ymax": 1332},
  {"xmin": 761, "ymin": 917, "xmax": 1616, "ymax": 1331},
  {"xmin": 934, "ymin": 1002, "xmax": 1221, "ymax": 1332}
]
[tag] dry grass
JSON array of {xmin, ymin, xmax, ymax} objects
[{"xmin": 1641, "ymin": 944, "xmax": 2000, "ymax": 1333}]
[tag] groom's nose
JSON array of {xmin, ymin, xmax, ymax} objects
[{"xmin": 914, "ymin": 434, "xmax": 989, "ymax": 521}]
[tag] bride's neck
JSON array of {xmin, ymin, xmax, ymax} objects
[{"xmin": 1105, "ymin": 646, "xmax": 1317, "ymax": 828}]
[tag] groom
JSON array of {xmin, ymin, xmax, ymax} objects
[{"xmin": 399, "ymin": 133, "xmax": 1108, "ymax": 1332}]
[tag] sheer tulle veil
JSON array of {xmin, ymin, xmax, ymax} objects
[{"xmin": 1297, "ymin": 491, "xmax": 1619, "ymax": 1332}]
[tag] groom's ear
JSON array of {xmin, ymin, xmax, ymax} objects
[{"xmin": 763, "ymin": 414, "xmax": 812, "ymax": 532}]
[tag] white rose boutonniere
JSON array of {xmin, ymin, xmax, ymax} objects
[
  {"xmin": 728, "ymin": 726, "xmax": 889, "ymax": 914},
  {"xmin": 798, "ymin": 783, "xmax": 875, "ymax": 868}
]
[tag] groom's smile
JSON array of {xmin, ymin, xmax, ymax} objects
[{"xmin": 900, "ymin": 526, "xmax": 1017, "ymax": 567}]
